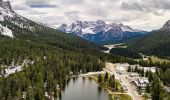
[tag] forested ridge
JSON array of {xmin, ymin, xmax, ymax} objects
[{"xmin": 129, "ymin": 30, "xmax": 170, "ymax": 59}]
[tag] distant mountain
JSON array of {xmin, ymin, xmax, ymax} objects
[
  {"xmin": 57, "ymin": 20, "xmax": 147, "ymax": 44},
  {"xmin": 129, "ymin": 20, "xmax": 170, "ymax": 58}
]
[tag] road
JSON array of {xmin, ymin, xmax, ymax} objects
[{"xmin": 105, "ymin": 62, "xmax": 143, "ymax": 100}]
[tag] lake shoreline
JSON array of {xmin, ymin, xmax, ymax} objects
[{"xmin": 89, "ymin": 75, "xmax": 132, "ymax": 100}]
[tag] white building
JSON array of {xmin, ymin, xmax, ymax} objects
[
  {"xmin": 134, "ymin": 77, "xmax": 149, "ymax": 89},
  {"xmin": 131, "ymin": 65, "xmax": 156, "ymax": 73}
]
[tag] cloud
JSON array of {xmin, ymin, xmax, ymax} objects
[
  {"xmin": 9, "ymin": 0, "xmax": 170, "ymax": 31},
  {"xmin": 121, "ymin": 2, "xmax": 143, "ymax": 11},
  {"xmin": 30, "ymin": 4, "xmax": 58, "ymax": 8},
  {"xmin": 25, "ymin": 0, "xmax": 53, "ymax": 5}
]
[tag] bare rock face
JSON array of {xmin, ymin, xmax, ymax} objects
[
  {"xmin": 0, "ymin": 0, "xmax": 3, "ymax": 7},
  {"xmin": 58, "ymin": 24, "xmax": 67, "ymax": 32},
  {"xmin": 161, "ymin": 20, "xmax": 170, "ymax": 31},
  {"xmin": 3, "ymin": 1, "xmax": 13, "ymax": 12},
  {"xmin": 0, "ymin": 0, "xmax": 13, "ymax": 12}
]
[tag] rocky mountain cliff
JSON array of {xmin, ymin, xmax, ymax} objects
[{"xmin": 161, "ymin": 20, "xmax": 170, "ymax": 31}]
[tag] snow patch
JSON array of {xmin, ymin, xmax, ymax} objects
[
  {"xmin": 4, "ymin": 66, "xmax": 22, "ymax": 77},
  {"xmin": 0, "ymin": 24, "xmax": 13, "ymax": 38},
  {"xmin": 82, "ymin": 27, "xmax": 95, "ymax": 34}
]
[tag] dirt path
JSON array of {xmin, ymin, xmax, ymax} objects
[{"xmin": 105, "ymin": 62, "xmax": 143, "ymax": 100}]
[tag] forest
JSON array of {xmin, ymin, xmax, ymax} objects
[
  {"xmin": 110, "ymin": 48, "xmax": 142, "ymax": 59},
  {"xmin": 129, "ymin": 30, "xmax": 170, "ymax": 59}
]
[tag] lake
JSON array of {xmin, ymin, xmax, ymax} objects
[{"xmin": 58, "ymin": 77, "xmax": 110, "ymax": 100}]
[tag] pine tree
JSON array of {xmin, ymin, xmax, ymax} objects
[
  {"xmin": 15, "ymin": 89, "xmax": 22, "ymax": 100},
  {"xmin": 146, "ymin": 84, "xmax": 151, "ymax": 93},
  {"xmin": 151, "ymin": 75, "xmax": 163, "ymax": 100},
  {"xmin": 104, "ymin": 72, "xmax": 109, "ymax": 82},
  {"xmin": 127, "ymin": 66, "xmax": 131, "ymax": 72},
  {"xmin": 26, "ymin": 86, "xmax": 34, "ymax": 100},
  {"xmin": 98, "ymin": 74, "xmax": 103, "ymax": 83}
]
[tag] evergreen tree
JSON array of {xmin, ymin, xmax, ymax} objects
[
  {"xmin": 164, "ymin": 69, "xmax": 170, "ymax": 85},
  {"xmin": 146, "ymin": 84, "xmax": 151, "ymax": 93},
  {"xmin": 127, "ymin": 66, "xmax": 132, "ymax": 72},
  {"xmin": 98, "ymin": 74, "xmax": 103, "ymax": 83},
  {"xmin": 15, "ymin": 89, "xmax": 22, "ymax": 100},
  {"xmin": 151, "ymin": 75, "xmax": 163, "ymax": 100},
  {"xmin": 26, "ymin": 86, "xmax": 34, "ymax": 100},
  {"xmin": 104, "ymin": 72, "xmax": 109, "ymax": 82},
  {"xmin": 141, "ymin": 68, "xmax": 144, "ymax": 77}
]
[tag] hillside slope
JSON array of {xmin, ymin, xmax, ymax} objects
[
  {"xmin": 0, "ymin": 1, "xmax": 109, "ymax": 99},
  {"xmin": 129, "ymin": 20, "xmax": 170, "ymax": 58}
]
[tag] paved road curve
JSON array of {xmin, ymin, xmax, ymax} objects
[{"xmin": 105, "ymin": 63, "xmax": 143, "ymax": 100}]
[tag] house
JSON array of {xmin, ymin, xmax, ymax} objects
[
  {"xmin": 134, "ymin": 77, "xmax": 149, "ymax": 89},
  {"xmin": 131, "ymin": 65, "xmax": 156, "ymax": 73}
]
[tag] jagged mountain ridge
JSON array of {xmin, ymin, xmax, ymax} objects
[
  {"xmin": 57, "ymin": 20, "xmax": 136, "ymax": 36},
  {"xmin": 57, "ymin": 20, "xmax": 147, "ymax": 44}
]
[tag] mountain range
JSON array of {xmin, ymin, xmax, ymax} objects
[{"xmin": 57, "ymin": 20, "xmax": 147, "ymax": 44}]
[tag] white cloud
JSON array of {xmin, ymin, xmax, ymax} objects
[{"xmin": 9, "ymin": 0, "xmax": 170, "ymax": 31}]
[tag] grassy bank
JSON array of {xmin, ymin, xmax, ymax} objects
[
  {"xmin": 89, "ymin": 74, "xmax": 132, "ymax": 100},
  {"xmin": 110, "ymin": 94, "xmax": 132, "ymax": 100}
]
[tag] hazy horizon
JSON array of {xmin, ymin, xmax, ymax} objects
[{"xmin": 9, "ymin": 0, "xmax": 170, "ymax": 31}]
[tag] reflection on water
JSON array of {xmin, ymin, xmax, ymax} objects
[
  {"xmin": 97, "ymin": 86, "xmax": 102, "ymax": 97},
  {"xmin": 58, "ymin": 77, "xmax": 110, "ymax": 100}
]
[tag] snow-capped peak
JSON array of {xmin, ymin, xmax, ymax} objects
[
  {"xmin": 56, "ymin": 20, "xmax": 147, "ymax": 43},
  {"xmin": 56, "ymin": 20, "xmax": 136, "ymax": 35}
]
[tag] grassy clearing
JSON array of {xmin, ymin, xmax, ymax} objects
[
  {"xmin": 150, "ymin": 56, "xmax": 170, "ymax": 63},
  {"xmin": 110, "ymin": 94, "xmax": 132, "ymax": 100},
  {"xmin": 91, "ymin": 74, "xmax": 123, "ymax": 92}
]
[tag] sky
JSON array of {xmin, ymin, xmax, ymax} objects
[{"xmin": 8, "ymin": 0, "xmax": 170, "ymax": 31}]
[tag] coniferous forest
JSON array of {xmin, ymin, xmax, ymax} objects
[
  {"xmin": 0, "ymin": 28, "xmax": 104, "ymax": 99},
  {"xmin": 0, "ymin": 18, "xmax": 129, "ymax": 99},
  {"xmin": 0, "ymin": 1, "xmax": 170, "ymax": 99}
]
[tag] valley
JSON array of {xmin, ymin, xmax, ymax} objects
[{"xmin": 0, "ymin": 0, "xmax": 170, "ymax": 100}]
